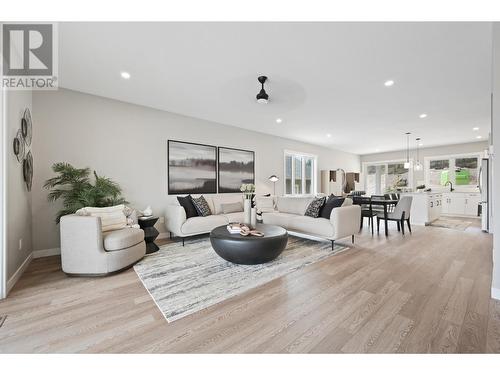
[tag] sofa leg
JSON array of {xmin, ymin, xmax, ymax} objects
[
  {"xmin": 182, "ymin": 238, "xmax": 185, "ymax": 246},
  {"xmin": 331, "ymin": 240, "xmax": 335, "ymax": 250},
  {"xmin": 351, "ymin": 234, "xmax": 354, "ymax": 244}
]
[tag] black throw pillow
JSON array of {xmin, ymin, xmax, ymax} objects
[
  {"xmin": 319, "ymin": 197, "xmax": 345, "ymax": 219},
  {"xmin": 177, "ymin": 195, "xmax": 199, "ymax": 219}
]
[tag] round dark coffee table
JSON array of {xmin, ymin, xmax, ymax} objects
[{"xmin": 210, "ymin": 224, "xmax": 288, "ymax": 265}]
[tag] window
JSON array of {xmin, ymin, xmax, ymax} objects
[
  {"xmin": 425, "ymin": 154, "xmax": 480, "ymax": 187},
  {"xmin": 284, "ymin": 151, "xmax": 317, "ymax": 195},
  {"xmin": 364, "ymin": 160, "xmax": 411, "ymax": 195},
  {"xmin": 429, "ymin": 159, "xmax": 449, "ymax": 186}
]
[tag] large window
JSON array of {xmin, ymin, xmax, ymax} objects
[
  {"xmin": 364, "ymin": 160, "xmax": 411, "ymax": 195},
  {"xmin": 284, "ymin": 151, "xmax": 317, "ymax": 195},
  {"xmin": 425, "ymin": 154, "xmax": 480, "ymax": 187}
]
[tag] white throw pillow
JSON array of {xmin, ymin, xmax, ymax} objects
[
  {"xmin": 78, "ymin": 204, "xmax": 127, "ymax": 232},
  {"xmin": 212, "ymin": 195, "xmax": 243, "ymax": 215},
  {"xmin": 221, "ymin": 202, "xmax": 243, "ymax": 214},
  {"xmin": 256, "ymin": 196, "xmax": 275, "ymax": 213}
]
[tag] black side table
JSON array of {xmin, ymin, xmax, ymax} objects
[{"xmin": 138, "ymin": 216, "xmax": 160, "ymax": 254}]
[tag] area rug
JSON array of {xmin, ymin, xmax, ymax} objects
[
  {"xmin": 134, "ymin": 236, "xmax": 348, "ymax": 322},
  {"xmin": 429, "ymin": 218, "xmax": 472, "ymax": 231}
]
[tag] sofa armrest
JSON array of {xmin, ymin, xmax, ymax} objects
[
  {"xmin": 165, "ymin": 204, "xmax": 187, "ymax": 236},
  {"xmin": 330, "ymin": 204, "xmax": 361, "ymax": 240}
]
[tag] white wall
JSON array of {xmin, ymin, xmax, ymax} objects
[
  {"xmin": 492, "ymin": 23, "xmax": 500, "ymax": 300},
  {"xmin": 4, "ymin": 89, "xmax": 33, "ymax": 283},
  {"xmin": 1, "ymin": 84, "xmax": 5, "ymax": 298},
  {"xmin": 360, "ymin": 141, "xmax": 488, "ymax": 190},
  {"xmin": 32, "ymin": 88, "xmax": 360, "ymax": 251}
]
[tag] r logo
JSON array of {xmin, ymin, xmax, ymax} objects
[{"xmin": 3, "ymin": 24, "xmax": 53, "ymax": 76}]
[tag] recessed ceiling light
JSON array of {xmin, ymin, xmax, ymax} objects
[
  {"xmin": 419, "ymin": 113, "xmax": 427, "ymax": 119},
  {"xmin": 476, "ymin": 135, "xmax": 483, "ymax": 139},
  {"xmin": 120, "ymin": 71, "xmax": 131, "ymax": 79},
  {"xmin": 276, "ymin": 118, "xmax": 282, "ymax": 124},
  {"xmin": 384, "ymin": 80, "xmax": 394, "ymax": 87},
  {"xmin": 375, "ymin": 149, "xmax": 380, "ymax": 152},
  {"xmin": 473, "ymin": 127, "xmax": 479, "ymax": 131},
  {"xmin": 326, "ymin": 133, "xmax": 332, "ymax": 138}
]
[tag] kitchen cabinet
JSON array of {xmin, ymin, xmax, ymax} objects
[
  {"xmin": 405, "ymin": 193, "xmax": 442, "ymax": 225},
  {"xmin": 464, "ymin": 193, "xmax": 481, "ymax": 216},
  {"xmin": 442, "ymin": 192, "xmax": 480, "ymax": 217}
]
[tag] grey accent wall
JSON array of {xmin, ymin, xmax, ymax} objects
[
  {"xmin": 32, "ymin": 88, "xmax": 360, "ymax": 251},
  {"xmin": 360, "ymin": 141, "xmax": 488, "ymax": 189},
  {"xmin": 5, "ymin": 90, "xmax": 33, "ymax": 279}
]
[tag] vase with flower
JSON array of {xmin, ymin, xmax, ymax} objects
[{"xmin": 240, "ymin": 183, "xmax": 255, "ymax": 225}]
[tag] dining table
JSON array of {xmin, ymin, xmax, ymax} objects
[{"xmin": 352, "ymin": 196, "xmax": 399, "ymax": 236}]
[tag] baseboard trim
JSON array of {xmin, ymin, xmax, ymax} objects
[
  {"xmin": 7, "ymin": 253, "xmax": 33, "ymax": 295},
  {"xmin": 33, "ymin": 247, "xmax": 60, "ymax": 258},
  {"xmin": 492, "ymin": 287, "xmax": 500, "ymax": 300}
]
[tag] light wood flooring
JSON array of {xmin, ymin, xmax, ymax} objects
[{"xmin": 1, "ymin": 218, "xmax": 499, "ymax": 353}]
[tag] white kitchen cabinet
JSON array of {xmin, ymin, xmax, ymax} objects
[
  {"xmin": 441, "ymin": 192, "xmax": 480, "ymax": 217},
  {"xmin": 449, "ymin": 195, "xmax": 466, "ymax": 215},
  {"xmin": 464, "ymin": 193, "xmax": 481, "ymax": 216},
  {"xmin": 405, "ymin": 193, "xmax": 441, "ymax": 225}
]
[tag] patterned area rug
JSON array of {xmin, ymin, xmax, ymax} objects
[
  {"xmin": 134, "ymin": 235, "xmax": 348, "ymax": 322},
  {"xmin": 430, "ymin": 218, "xmax": 472, "ymax": 231}
]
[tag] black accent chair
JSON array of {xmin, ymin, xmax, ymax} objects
[
  {"xmin": 354, "ymin": 196, "xmax": 376, "ymax": 235},
  {"xmin": 370, "ymin": 195, "xmax": 387, "ymax": 215},
  {"xmin": 376, "ymin": 196, "xmax": 413, "ymax": 235},
  {"xmin": 384, "ymin": 193, "xmax": 400, "ymax": 213}
]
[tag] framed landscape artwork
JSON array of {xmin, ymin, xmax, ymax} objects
[
  {"xmin": 218, "ymin": 147, "xmax": 255, "ymax": 193},
  {"xmin": 168, "ymin": 140, "xmax": 217, "ymax": 194}
]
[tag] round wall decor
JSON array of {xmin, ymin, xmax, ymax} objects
[
  {"xmin": 13, "ymin": 129, "xmax": 25, "ymax": 163},
  {"xmin": 22, "ymin": 108, "xmax": 32, "ymax": 146},
  {"xmin": 23, "ymin": 150, "xmax": 33, "ymax": 192}
]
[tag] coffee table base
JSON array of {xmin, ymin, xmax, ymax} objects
[{"xmin": 210, "ymin": 224, "xmax": 288, "ymax": 265}]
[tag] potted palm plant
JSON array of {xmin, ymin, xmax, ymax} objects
[{"xmin": 44, "ymin": 162, "xmax": 128, "ymax": 223}]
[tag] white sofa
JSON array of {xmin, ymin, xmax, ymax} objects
[{"xmin": 165, "ymin": 195, "xmax": 361, "ymax": 249}]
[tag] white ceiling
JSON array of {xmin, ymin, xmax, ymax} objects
[{"xmin": 58, "ymin": 22, "xmax": 492, "ymax": 155}]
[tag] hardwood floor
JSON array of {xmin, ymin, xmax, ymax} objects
[{"xmin": 1, "ymin": 218, "xmax": 499, "ymax": 353}]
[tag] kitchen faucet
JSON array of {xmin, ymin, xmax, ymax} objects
[{"xmin": 445, "ymin": 181, "xmax": 454, "ymax": 192}]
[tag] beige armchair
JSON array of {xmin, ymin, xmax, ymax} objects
[{"xmin": 60, "ymin": 214, "xmax": 146, "ymax": 276}]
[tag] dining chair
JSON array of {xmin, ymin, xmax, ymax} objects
[
  {"xmin": 370, "ymin": 195, "xmax": 387, "ymax": 215},
  {"xmin": 357, "ymin": 197, "xmax": 376, "ymax": 235},
  {"xmin": 376, "ymin": 196, "xmax": 413, "ymax": 235},
  {"xmin": 384, "ymin": 193, "xmax": 399, "ymax": 212}
]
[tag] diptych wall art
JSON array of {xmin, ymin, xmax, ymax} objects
[
  {"xmin": 167, "ymin": 140, "xmax": 217, "ymax": 195},
  {"xmin": 218, "ymin": 147, "xmax": 255, "ymax": 193},
  {"xmin": 167, "ymin": 141, "xmax": 255, "ymax": 195}
]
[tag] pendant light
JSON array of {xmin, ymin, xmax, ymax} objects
[
  {"xmin": 404, "ymin": 132, "xmax": 412, "ymax": 169},
  {"xmin": 414, "ymin": 137, "xmax": 423, "ymax": 171}
]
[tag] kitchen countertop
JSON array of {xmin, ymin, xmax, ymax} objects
[{"xmin": 402, "ymin": 190, "xmax": 480, "ymax": 195}]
